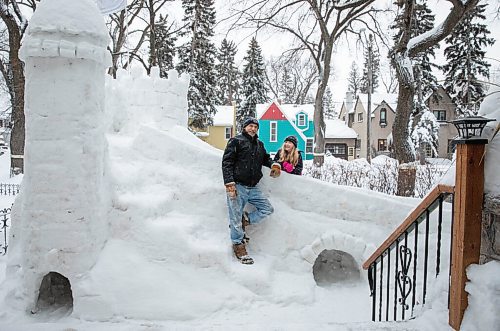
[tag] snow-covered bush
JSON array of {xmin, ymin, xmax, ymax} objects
[{"xmin": 304, "ymin": 155, "xmax": 452, "ymax": 197}]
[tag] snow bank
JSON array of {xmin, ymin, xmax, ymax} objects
[{"xmin": 461, "ymin": 261, "xmax": 500, "ymax": 330}]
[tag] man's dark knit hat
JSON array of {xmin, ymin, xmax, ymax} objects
[
  {"xmin": 242, "ymin": 117, "xmax": 259, "ymax": 129},
  {"xmin": 284, "ymin": 135, "xmax": 298, "ymax": 148}
]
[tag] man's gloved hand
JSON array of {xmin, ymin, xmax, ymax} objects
[
  {"xmin": 270, "ymin": 163, "xmax": 281, "ymax": 178},
  {"xmin": 282, "ymin": 161, "xmax": 294, "ymax": 173},
  {"xmin": 225, "ymin": 182, "xmax": 237, "ymax": 198}
]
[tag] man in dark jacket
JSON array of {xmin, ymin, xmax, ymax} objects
[{"xmin": 222, "ymin": 117, "xmax": 281, "ymax": 264}]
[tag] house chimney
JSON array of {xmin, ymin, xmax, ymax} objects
[{"xmin": 346, "ymin": 92, "xmax": 354, "ymax": 107}]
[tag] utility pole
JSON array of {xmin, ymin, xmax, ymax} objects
[{"xmin": 366, "ymin": 34, "xmax": 373, "ymax": 163}]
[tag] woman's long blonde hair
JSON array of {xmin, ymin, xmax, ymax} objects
[{"xmin": 278, "ymin": 144, "xmax": 300, "ymax": 166}]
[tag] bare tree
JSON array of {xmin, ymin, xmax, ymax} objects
[
  {"xmin": 390, "ymin": 0, "xmax": 479, "ymax": 163},
  {"xmin": 106, "ymin": 0, "xmax": 180, "ymax": 77},
  {"xmin": 379, "ymin": 62, "xmax": 398, "ymax": 94},
  {"xmin": 0, "ymin": 0, "xmax": 39, "ymax": 173},
  {"xmin": 232, "ymin": 0, "xmax": 382, "ymax": 165},
  {"xmin": 265, "ymin": 52, "xmax": 318, "ymax": 104}
]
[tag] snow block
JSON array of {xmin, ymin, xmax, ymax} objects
[
  {"xmin": 300, "ymin": 245, "xmax": 317, "ymax": 264},
  {"xmin": 311, "ymin": 238, "xmax": 325, "ymax": 256},
  {"xmin": 320, "ymin": 233, "xmax": 335, "ymax": 250}
]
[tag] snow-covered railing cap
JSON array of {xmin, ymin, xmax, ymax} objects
[{"xmin": 19, "ymin": 0, "xmax": 111, "ymax": 67}]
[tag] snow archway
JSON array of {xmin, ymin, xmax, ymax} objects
[
  {"xmin": 35, "ymin": 272, "xmax": 73, "ymax": 315},
  {"xmin": 300, "ymin": 231, "xmax": 376, "ymax": 284}
]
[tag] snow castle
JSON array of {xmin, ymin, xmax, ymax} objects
[{"xmin": 1, "ymin": 0, "xmax": 420, "ymax": 323}]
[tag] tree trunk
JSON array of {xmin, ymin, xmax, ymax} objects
[
  {"xmin": 392, "ymin": 77, "xmax": 415, "ymax": 164},
  {"xmin": 312, "ymin": 44, "xmax": 333, "ymax": 167},
  {"xmin": 1, "ymin": 7, "xmax": 25, "ymax": 173}
]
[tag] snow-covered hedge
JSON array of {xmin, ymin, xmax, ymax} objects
[{"xmin": 304, "ymin": 155, "xmax": 453, "ymax": 198}]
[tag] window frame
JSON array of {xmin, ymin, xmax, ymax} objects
[
  {"xmin": 270, "ymin": 121, "xmax": 278, "ymax": 142},
  {"xmin": 433, "ymin": 110, "xmax": 446, "ymax": 122},
  {"xmin": 357, "ymin": 112, "xmax": 363, "ymax": 122},
  {"xmin": 225, "ymin": 127, "xmax": 232, "ymax": 140},
  {"xmin": 306, "ymin": 138, "xmax": 314, "ymax": 153},
  {"xmin": 380, "ymin": 109, "xmax": 387, "ymax": 126},
  {"xmin": 297, "ymin": 114, "xmax": 306, "ymax": 126},
  {"xmin": 378, "ymin": 139, "xmax": 387, "ymax": 151}
]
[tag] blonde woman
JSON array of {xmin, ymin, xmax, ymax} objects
[{"xmin": 273, "ymin": 135, "xmax": 303, "ymax": 175}]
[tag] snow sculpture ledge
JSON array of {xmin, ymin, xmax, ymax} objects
[{"xmin": 12, "ymin": 0, "xmax": 110, "ymax": 315}]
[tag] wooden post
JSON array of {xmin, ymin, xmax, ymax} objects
[{"xmin": 449, "ymin": 141, "xmax": 486, "ymax": 330}]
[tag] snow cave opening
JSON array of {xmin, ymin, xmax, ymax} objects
[
  {"xmin": 35, "ymin": 272, "xmax": 73, "ymax": 315},
  {"xmin": 313, "ymin": 249, "xmax": 361, "ymax": 286}
]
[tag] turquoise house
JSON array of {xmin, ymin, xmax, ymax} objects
[{"xmin": 256, "ymin": 101, "xmax": 315, "ymax": 160}]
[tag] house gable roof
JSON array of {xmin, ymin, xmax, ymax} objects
[
  {"xmin": 257, "ymin": 101, "xmax": 309, "ymax": 143},
  {"xmin": 259, "ymin": 101, "xmax": 286, "ymax": 120}
]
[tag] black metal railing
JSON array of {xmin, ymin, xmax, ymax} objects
[
  {"xmin": 0, "ymin": 183, "xmax": 20, "ymax": 196},
  {"xmin": 363, "ymin": 185, "xmax": 454, "ymax": 322},
  {"xmin": 0, "ymin": 207, "xmax": 11, "ymax": 255}
]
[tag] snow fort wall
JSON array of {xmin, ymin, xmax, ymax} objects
[
  {"xmin": 105, "ymin": 66, "xmax": 189, "ymax": 133},
  {"xmin": 11, "ymin": 0, "xmax": 110, "ymax": 313},
  {"xmin": 479, "ymin": 107, "xmax": 500, "ymax": 263}
]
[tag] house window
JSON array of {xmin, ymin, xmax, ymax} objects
[
  {"xmin": 225, "ymin": 127, "xmax": 232, "ymax": 140},
  {"xmin": 358, "ymin": 113, "xmax": 363, "ymax": 122},
  {"xmin": 380, "ymin": 109, "xmax": 387, "ymax": 126},
  {"xmin": 349, "ymin": 114, "xmax": 354, "ymax": 123},
  {"xmin": 306, "ymin": 138, "xmax": 314, "ymax": 153},
  {"xmin": 325, "ymin": 143, "xmax": 347, "ymax": 160},
  {"xmin": 0, "ymin": 119, "xmax": 3, "ymax": 127},
  {"xmin": 348, "ymin": 147, "xmax": 355, "ymax": 157},
  {"xmin": 433, "ymin": 110, "xmax": 446, "ymax": 121},
  {"xmin": 378, "ymin": 139, "xmax": 387, "ymax": 151},
  {"xmin": 423, "ymin": 143, "xmax": 434, "ymax": 158},
  {"xmin": 355, "ymin": 139, "xmax": 361, "ymax": 149},
  {"xmin": 270, "ymin": 121, "xmax": 277, "ymax": 142},
  {"xmin": 447, "ymin": 139, "xmax": 457, "ymax": 154},
  {"xmin": 298, "ymin": 114, "xmax": 306, "ymax": 126}
]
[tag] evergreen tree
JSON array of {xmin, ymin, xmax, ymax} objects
[
  {"xmin": 347, "ymin": 62, "xmax": 362, "ymax": 97},
  {"xmin": 360, "ymin": 39, "xmax": 380, "ymax": 94},
  {"xmin": 411, "ymin": 107, "xmax": 440, "ymax": 159},
  {"xmin": 323, "ymin": 86, "xmax": 336, "ymax": 119},
  {"xmin": 238, "ymin": 37, "xmax": 268, "ymax": 125},
  {"xmin": 215, "ymin": 39, "xmax": 240, "ymax": 105},
  {"xmin": 154, "ymin": 14, "xmax": 177, "ymax": 78},
  {"xmin": 278, "ymin": 67, "xmax": 296, "ymax": 104},
  {"xmin": 176, "ymin": 0, "xmax": 217, "ymax": 129},
  {"xmin": 443, "ymin": 3, "xmax": 495, "ymax": 116},
  {"xmin": 412, "ymin": 1, "xmax": 439, "ymax": 98}
]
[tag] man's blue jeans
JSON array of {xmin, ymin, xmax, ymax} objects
[{"xmin": 226, "ymin": 183, "xmax": 274, "ymax": 244}]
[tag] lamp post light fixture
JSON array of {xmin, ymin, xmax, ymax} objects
[{"xmin": 451, "ymin": 116, "xmax": 495, "ymax": 144}]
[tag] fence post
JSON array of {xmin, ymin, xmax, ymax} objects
[{"xmin": 449, "ymin": 140, "xmax": 487, "ymax": 330}]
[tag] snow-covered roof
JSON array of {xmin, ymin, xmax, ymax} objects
[
  {"xmin": 352, "ymin": 93, "xmax": 398, "ymax": 115},
  {"xmin": 325, "ymin": 119, "xmax": 357, "ymax": 139},
  {"xmin": 213, "ymin": 106, "xmax": 234, "ymax": 126},
  {"xmin": 256, "ymin": 102, "xmax": 315, "ymax": 120}
]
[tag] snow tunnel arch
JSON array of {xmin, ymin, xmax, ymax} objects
[
  {"xmin": 35, "ymin": 272, "xmax": 73, "ymax": 315},
  {"xmin": 300, "ymin": 231, "xmax": 375, "ymax": 286}
]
